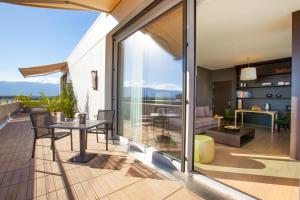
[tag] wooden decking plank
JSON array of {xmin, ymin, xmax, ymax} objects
[{"xmin": 0, "ymin": 114, "xmax": 207, "ymax": 200}]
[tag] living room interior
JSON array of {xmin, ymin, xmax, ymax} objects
[{"xmin": 193, "ymin": 0, "xmax": 300, "ymax": 199}]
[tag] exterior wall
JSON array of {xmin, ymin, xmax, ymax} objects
[
  {"xmin": 67, "ymin": 0, "xmax": 145, "ymax": 119},
  {"xmin": 0, "ymin": 103, "xmax": 21, "ymax": 120}
]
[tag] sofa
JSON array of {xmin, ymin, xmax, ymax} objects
[{"xmin": 194, "ymin": 106, "xmax": 217, "ymax": 134}]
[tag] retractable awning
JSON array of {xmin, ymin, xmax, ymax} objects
[
  {"xmin": 1, "ymin": 0, "xmax": 121, "ymax": 13},
  {"xmin": 19, "ymin": 62, "xmax": 68, "ymax": 77}
]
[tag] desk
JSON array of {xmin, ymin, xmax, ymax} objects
[
  {"xmin": 234, "ymin": 110, "xmax": 278, "ymax": 133},
  {"xmin": 48, "ymin": 120, "xmax": 107, "ymax": 163}
]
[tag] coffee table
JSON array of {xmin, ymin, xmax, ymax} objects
[{"xmin": 205, "ymin": 126, "xmax": 255, "ymax": 147}]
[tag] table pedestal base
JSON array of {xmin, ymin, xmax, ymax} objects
[{"xmin": 69, "ymin": 153, "xmax": 97, "ymax": 163}]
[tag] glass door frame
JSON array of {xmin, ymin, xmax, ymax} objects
[{"xmin": 112, "ymin": 0, "xmax": 190, "ymax": 172}]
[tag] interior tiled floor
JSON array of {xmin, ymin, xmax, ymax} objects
[
  {"xmin": 0, "ymin": 114, "xmax": 202, "ymax": 200},
  {"xmin": 195, "ymin": 125, "xmax": 300, "ymax": 200}
]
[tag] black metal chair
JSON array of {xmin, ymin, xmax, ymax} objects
[
  {"xmin": 30, "ymin": 112, "xmax": 73, "ymax": 161},
  {"xmin": 86, "ymin": 110, "xmax": 114, "ymax": 150}
]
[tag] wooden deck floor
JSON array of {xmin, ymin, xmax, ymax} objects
[{"xmin": 0, "ymin": 114, "xmax": 202, "ymax": 200}]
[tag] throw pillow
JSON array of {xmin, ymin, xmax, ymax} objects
[
  {"xmin": 204, "ymin": 106, "xmax": 210, "ymax": 117},
  {"xmin": 196, "ymin": 107, "xmax": 205, "ymax": 118}
]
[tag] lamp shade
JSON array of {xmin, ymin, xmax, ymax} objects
[{"xmin": 240, "ymin": 67, "xmax": 257, "ymax": 81}]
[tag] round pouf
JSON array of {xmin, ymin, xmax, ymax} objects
[{"xmin": 194, "ymin": 135, "xmax": 215, "ymax": 164}]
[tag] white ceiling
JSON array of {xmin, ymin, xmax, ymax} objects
[{"xmin": 196, "ymin": 0, "xmax": 300, "ymax": 70}]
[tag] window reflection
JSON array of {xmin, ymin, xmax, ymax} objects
[{"xmin": 118, "ymin": 4, "xmax": 183, "ymax": 159}]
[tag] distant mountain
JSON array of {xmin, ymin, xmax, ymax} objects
[
  {"xmin": 0, "ymin": 81, "xmax": 59, "ymax": 96},
  {"xmin": 123, "ymin": 87, "xmax": 182, "ymax": 100}
]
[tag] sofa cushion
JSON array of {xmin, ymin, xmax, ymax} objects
[
  {"xmin": 195, "ymin": 117, "xmax": 217, "ymax": 128},
  {"xmin": 204, "ymin": 106, "xmax": 211, "ymax": 117},
  {"xmin": 196, "ymin": 107, "xmax": 205, "ymax": 118}
]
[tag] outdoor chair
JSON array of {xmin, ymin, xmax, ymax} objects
[
  {"xmin": 275, "ymin": 112, "xmax": 291, "ymax": 132},
  {"xmin": 30, "ymin": 111, "xmax": 73, "ymax": 161},
  {"xmin": 86, "ymin": 110, "xmax": 114, "ymax": 150},
  {"xmin": 152, "ymin": 107, "xmax": 168, "ymax": 131}
]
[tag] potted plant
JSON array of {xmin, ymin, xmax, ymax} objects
[
  {"xmin": 15, "ymin": 94, "xmax": 32, "ymax": 113},
  {"xmin": 60, "ymin": 83, "xmax": 77, "ymax": 122},
  {"xmin": 40, "ymin": 92, "xmax": 60, "ymax": 122}
]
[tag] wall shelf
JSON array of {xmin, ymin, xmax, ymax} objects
[
  {"xmin": 237, "ymin": 85, "xmax": 291, "ymax": 89},
  {"xmin": 236, "ymin": 97, "xmax": 291, "ymax": 100}
]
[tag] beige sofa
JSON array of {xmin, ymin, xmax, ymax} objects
[{"xmin": 194, "ymin": 106, "xmax": 217, "ymax": 134}]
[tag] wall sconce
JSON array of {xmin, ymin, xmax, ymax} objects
[{"xmin": 91, "ymin": 70, "xmax": 98, "ymax": 90}]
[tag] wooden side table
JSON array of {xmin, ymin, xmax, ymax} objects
[{"xmin": 217, "ymin": 116, "xmax": 224, "ymax": 127}]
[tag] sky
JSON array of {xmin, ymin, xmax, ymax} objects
[{"xmin": 0, "ymin": 3, "xmax": 99, "ymax": 84}]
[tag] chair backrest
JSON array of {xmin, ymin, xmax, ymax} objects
[
  {"xmin": 284, "ymin": 112, "xmax": 291, "ymax": 122},
  {"xmin": 30, "ymin": 112, "xmax": 54, "ymax": 138},
  {"xmin": 155, "ymin": 107, "xmax": 168, "ymax": 114},
  {"xmin": 97, "ymin": 110, "xmax": 115, "ymax": 129}
]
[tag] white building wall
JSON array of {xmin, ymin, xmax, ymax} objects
[{"xmin": 67, "ymin": 0, "xmax": 145, "ymax": 119}]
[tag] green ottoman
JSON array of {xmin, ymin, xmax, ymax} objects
[{"xmin": 194, "ymin": 135, "xmax": 215, "ymax": 164}]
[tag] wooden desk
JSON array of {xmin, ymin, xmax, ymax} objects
[{"xmin": 234, "ymin": 110, "xmax": 278, "ymax": 133}]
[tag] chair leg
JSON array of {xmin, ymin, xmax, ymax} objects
[
  {"xmin": 70, "ymin": 130, "xmax": 73, "ymax": 151},
  {"xmin": 106, "ymin": 124, "xmax": 108, "ymax": 151},
  {"xmin": 86, "ymin": 133, "xmax": 88, "ymax": 149},
  {"xmin": 278, "ymin": 124, "xmax": 281, "ymax": 132},
  {"xmin": 111, "ymin": 130, "xmax": 114, "ymax": 145},
  {"xmin": 51, "ymin": 129, "xmax": 55, "ymax": 161},
  {"xmin": 96, "ymin": 133, "xmax": 99, "ymax": 143},
  {"xmin": 32, "ymin": 138, "xmax": 36, "ymax": 158}
]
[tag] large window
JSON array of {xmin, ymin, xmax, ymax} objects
[{"xmin": 118, "ymin": 3, "xmax": 183, "ymax": 159}]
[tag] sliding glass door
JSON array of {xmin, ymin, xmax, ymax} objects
[{"xmin": 116, "ymin": 2, "xmax": 184, "ymax": 160}]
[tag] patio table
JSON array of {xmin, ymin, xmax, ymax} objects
[{"xmin": 48, "ymin": 120, "xmax": 107, "ymax": 163}]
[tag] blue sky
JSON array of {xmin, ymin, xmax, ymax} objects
[{"xmin": 0, "ymin": 3, "xmax": 99, "ymax": 84}]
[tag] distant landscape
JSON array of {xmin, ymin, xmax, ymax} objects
[{"xmin": 0, "ymin": 81, "xmax": 59, "ymax": 97}]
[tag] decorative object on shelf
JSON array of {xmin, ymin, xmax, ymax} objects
[
  {"xmin": 237, "ymin": 99, "xmax": 243, "ymax": 109},
  {"xmin": 240, "ymin": 58, "xmax": 257, "ymax": 81},
  {"xmin": 275, "ymin": 94, "xmax": 282, "ymax": 98},
  {"xmin": 275, "ymin": 67, "xmax": 291, "ymax": 74},
  {"xmin": 261, "ymin": 82, "xmax": 272, "ymax": 86},
  {"xmin": 243, "ymin": 83, "xmax": 247, "ymax": 87},
  {"xmin": 265, "ymin": 103, "xmax": 270, "ymax": 111},
  {"xmin": 286, "ymin": 105, "xmax": 291, "ymax": 111},
  {"xmin": 266, "ymin": 93, "xmax": 273, "ymax": 98},
  {"xmin": 224, "ymin": 125, "xmax": 240, "ymax": 131},
  {"xmin": 240, "ymin": 82, "xmax": 244, "ymax": 87},
  {"xmin": 251, "ymin": 106, "xmax": 261, "ymax": 111},
  {"xmin": 284, "ymin": 82, "xmax": 291, "ymax": 86},
  {"xmin": 91, "ymin": 70, "xmax": 98, "ymax": 90},
  {"xmin": 277, "ymin": 81, "xmax": 285, "ymax": 86},
  {"xmin": 237, "ymin": 91, "xmax": 252, "ymax": 98}
]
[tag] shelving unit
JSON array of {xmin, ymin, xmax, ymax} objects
[
  {"xmin": 235, "ymin": 57, "xmax": 292, "ymax": 126},
  {"xmin": 237, "ymin": 85, "xmax": 291, "ymax": 89},
  {"xmin": 237, "ymin": 97, "xmax": 291, "ymax": 100}
]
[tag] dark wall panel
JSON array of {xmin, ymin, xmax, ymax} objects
[{"xmin": 291, "ymin": 10, "xmax": 300, "ymax": 160}]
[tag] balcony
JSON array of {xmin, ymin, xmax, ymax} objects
[{"xmin": 0, "ymin": 112, "xmax": 218, "ymax": 200}]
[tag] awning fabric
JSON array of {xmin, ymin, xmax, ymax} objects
[
  {"xmin": 19, "ymin": 62, "xmax": 68, "ymax": 77},
  {"xmin": 1, "ymin": 0, "xmax": 121, "ymax": 13}
]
